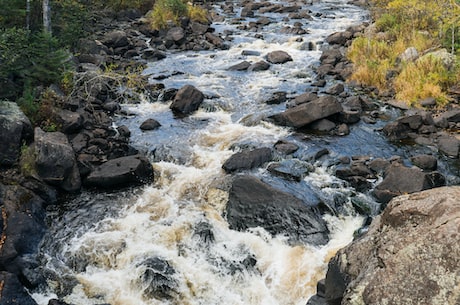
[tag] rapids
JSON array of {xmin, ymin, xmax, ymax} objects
[{"xmin": 34, "ymin": 1, "xmax": 389, "ymax": 304}]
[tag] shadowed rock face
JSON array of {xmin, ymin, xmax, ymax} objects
[
  {"xmin": 225, "ymin": 175, "xmax": 329, "ymax": 246},
  {"xmin": 321, "ymin": 186, "xmax": 460, "ymax": 305}
]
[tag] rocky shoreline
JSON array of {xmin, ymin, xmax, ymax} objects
[{"xmin": 0, "ymin": 1, "xmax": 459, "ymax": 304}]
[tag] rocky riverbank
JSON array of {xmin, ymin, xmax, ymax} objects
[{"xmin": 0, "ymin": 0, "xmax": 459, "ymax": 304}]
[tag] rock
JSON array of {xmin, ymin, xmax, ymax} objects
[
  {"xmin": 0, "ymin": 272, "xmax": 39, "ymax": 305},
  {"xmin": 102, "ymin": 30, "xmax": 129, "ymax": 48},
  {"xmin": 267, "ymin": 159, "xmax": 313, "ymax": 181},
  {"xmin": 440, "ymin": 109, "xmax": 460, "ymax": 123},
  {"xmin": 0, "ymin": 184, "xmax": 45, "ymax": 276},
  {"xmin": 326, "ymin": 31, "xmax": 353, "ymax": 46},
  {"xmin": 225, "ymin": 175, "xmax": 329, "ymax": 245},
  {"xmin": 222, "ymin": 147, "xmax": 272, "ymax": 173},
  {"xmin": 248, "ymin": 61, "xmax": 270, "ymax": 72},
  {"xmin": 205, "ymin": 33, "xmax": 227, "ymax": 49},
  {"xmin": 382, "ymin": 121, "xmax": 412, "ymax": 141},
  {"xmin": 336, "ymin": 123, "xmax": 350, "ymax": 136},
  {"xmin": 320, "ymin": 48, "xmax": 343, "ymax": 65},
  {"xmin": 398, "ymin": 46, "xmax": 419, "ymax": 62},
  {"xmin": 190, "ymin": 22, "xmax": 209, "ymax": 35},
  {"xmin": 166, "ymin": 27, "xmax": 185, "ymax": 44},
  {"xmin": 139, "ymin": 257, "xmax": 178, "ymax": 299},
  {"xmin": 142, "ymin": 49, "xmax": 167, "ymax": 60},
  {"xmin": 291, "ymin": 92, "xmax": 318, "ymax": 107},
  {"xmin": 437, "ymin": 135, "xmax": 460, "ymax": 157},
  {"xmin": 56, "ymin": 109, "xmax": 84, "ymax": 134},
  {"xmin": 419, "ymin": 97, "xmax": 436, "ymax": 107},
  {"xmin": 274, "ymin": 140, "xmax": 299, "ymax": 154},
  {"xmin": 269, "ymin": 95, "xmax": 343, "ymax": 128},
  {"xmin": 170, "ymin": 85, "xmax": 205, "ymax": 115},
  {"xmin": 85, "ymin": 155, "xmax": 154, "ymax": 188},
  {"xmin": 265, "ymin": 91, "xmax": 287, "ymax": 105},
  {"xmin": 410, "ymin": 154, "xmax": 437, "ymax": 171},
  {"xmin": 140, "ymin": 118, "xmax": 161, "ymax": 131},
  {"xmin": 423, "ymin": 48, "xmax": 456, "ymax": 69},
  {"xmin": 325, "ymin": 83, "xmax": 344, "ymax": 95},
  {"xmin": 310, "ymin": 119, "xmax": 336, "ymax": 132},
  {"xmin": 325, "ymin": 186, "xmax": 460, "ymax": 305},
  {"xmin": 266, "ymin": 50, "xmax": 293, "ymax": 64},
  {"xmin": 368, "ymin": 158, "xmax": 390, "ymax": 173},
  {"xmin": 34, "ymin": 128, "xmax": 81, "ymax": 192},
  {"xmin": 373, "ymin": 163, "xmax": 446, "ymax": 203},
  {"xmin": 0, "ymin": 101, "xmax": 33, "ymax": 166},
  {"xmin": 227, "ymin": 61, "xmax": 251, "ymax": 71}
]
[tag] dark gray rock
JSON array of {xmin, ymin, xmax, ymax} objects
[
  {"xmin": 34, "ymin": 128, "xmax": 81, "ymax": 192},
  {"xmin": 170, "ymin": 85, "xmax": 205, "ymax": 115},
  {"xmin": 0, "ymin": 101, "xmax": 33, "ymax": 166},
  {"xmin": 140, "ymin": 118, "xmax": 161, "ymax": 131},
  {"xmin": 310, "ymin": 119, "xmax": 336, "ymax": 132},
  {"xmin": 265, "ymin": 91, "xmax": 287, "ymax": 105},
  {"xmin": 190, "ymin": 22, "xmax": 209, "ymax": 35},
  {"xmin": 373, "ymin": 163, "xmax": 446, "ymax": 203},
  {"xmin": 0, "ymin": 184, "xmax": 45, "ymax": 276},
  {"xmin": 325, "ymin": 83, "xmax": 344, "ymax": 95},
  {"xmin": 205, "ymin": 33, "xmax": 227, "ymax": 49},
  {"xmin": 227, "ymin": 61, "xmax": 251, "ymax": 71},
  {"xmin": 437, "ymin": 135, "xmax": 460, "ymax": 157},
  {"xmin": 274, "ymin": 140, "xmax": 299, "ymax": 155},
  {"xmin": 222, "ymin": 147, "xmax": 272, "ymax": 173},
  {"xmin": 166, "ymin": 27, "xmax": 185, "ymax": 44},
  {"xmin": 102, "ymin": 30, "xmax": 129, "ymax": 48},
  {"xmin": 266, "ymin": 50, "xmax": 293, "ymax": 64},
  {"xmin": 225, "ymin": 175, "xmax": 329, "ymax": 245},
  {"xmin": 382, "ymin": 121, "xmax": 412, "ymax": 141},
  {"xmin": 290, "ymin": 92, "xmax": 318, "ymax": 107},
  {"xmin": 270, "ymin": 95, "xmax": 342, "ymax": 128},
  {"xmin": 267, "ymin": 159, "xmax": 313, "ymax": 181},
  {"xmin": 410, "ymin": 154, "xmax": 437, "ymax": 171},
  {"xmin": 248, "ymin": 61, "xmax": 270, "ymax": 72},
  {"xmin": 326, "ymin": 31, "xmax": 352, "ymax": 46},
  {"xmin": 85, "ymin": 155, "xmax": 154, "ymax": 188},
  {"xmin": 56, "ymin": 109, "xmax": 84, "ymax": 134},
  {"xmin": 139, "ymin": 257, "xmax": 178, "ymax": 299},
  {"xmin": 440, "ymin": 109, "xmax": 460, "ymax": 122},
  {"xmin": 0, "ymin": 272, "xmax": 39, "ymax": 305}
]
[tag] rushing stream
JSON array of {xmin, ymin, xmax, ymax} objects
[{"xmin": 33, "ymin": 1, "xmax": 401, "ymax": 304}]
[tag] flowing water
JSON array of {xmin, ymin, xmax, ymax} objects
[{"xmin": 33, "ymin": 1, "xmax": 401, "ymax": 304}]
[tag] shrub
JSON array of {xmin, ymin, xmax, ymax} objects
[{"xmin": 149, "ymin": 0, "xmax": 208, "ymax": 29}]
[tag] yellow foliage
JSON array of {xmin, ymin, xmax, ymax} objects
[{"xmin": 148, "ymin": 0, "xmax": 208, "ymax": 30}]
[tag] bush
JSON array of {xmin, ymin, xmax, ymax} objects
[{"xmin": 149, "ymin": 0, "xmax": 208, "ymax": 29}]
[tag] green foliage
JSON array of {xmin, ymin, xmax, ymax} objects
[
  {"xmin": 20, "ymin": 143, "xmax": 37, "ymax": 177},
  {"xmin": 149, "ymin": 0, "xmax": 208, "ymax": 29}
]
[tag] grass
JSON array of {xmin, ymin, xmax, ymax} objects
[
  {"xmin": 148, "ymin": 0, "xmax": 208, "ymax": 30},
  {"xmin": 346, "ymin": 0, "xmax": 460, "ymax": 107}
]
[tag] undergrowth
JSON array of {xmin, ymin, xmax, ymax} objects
[{"xmin": 148, "ymin": 0, "xmax": 208, "ymax": 29}]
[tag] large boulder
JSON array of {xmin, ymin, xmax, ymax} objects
[
  {"xmin": 373, "ymin": 163, "xmax": 445, "ymax": 203},
  {"xmin": 101, "ymin": 30, "xmax": 130, "ymax": 48},
  {"xmin": 34, "ymin": 128, "xmax": 81, "ymax": 192},
  {"xmin": 266, "ymin": 50, "xmax": 293, "ymax": 64},
  {"xmin": 222, "ymin": 147, "xmax": 272, "ymax": 173},
  {"xmin": 0, "ymin": 101, "xmax": 33, "ymax": 166},
  {"xmin": 170, "ymin": 85, "xmax": 205, "ymax": 116},
  {"xmin": 85, "ymin": 155, "xmax": 154, "ymax": 188},
  {"xmin": 0, "ymin": 184, "xmax": 46, "ymax": 280},
  {"xmin": 225, "ymin": 176, "xmax": 329, "ymax": 245},
  {"xmin": 321, "ymin": 186, "xmax": 460, "ymax": 305},
  {"xmin": 0, "ymin": 272, "xmax": 39, "ymax": 305},
  {"xmin": 269, "ymin": 95, "xmax": 342, "ymax": 128}
]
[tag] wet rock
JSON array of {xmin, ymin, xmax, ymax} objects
[
  {"xmin": 382, "ymin": 121, "xmax": 412, "ymax": 141},
  {"xmin": 0, "ymin": 272, "xmax": 39, "ymax": 305},
  {"xmin": 241, "ymin": 50, "xmax": 260, "ymax": 56},
  {"xmin": 325, "ymin": 83, "xmax": 344, "ymax": 95},
  {"xmin": 0, "ymin": 184, "xmax": 45, "ymax": 280},
  {"xmin": 274, "ymin": 140, "xmax": 299, "ymax": 155},
  {"xmin": 336, "ymin": 123, "xmax": 350, "ymax": 136},
  {"xmin": 437, "ymin": 135, "xmax": 460, "ymax": 157},
  {"xmin": 227, "ymin": 61, "xmax": 251, "ymax": 71},
  {"xmin": 142, "ymin": 49, "xmax": 167, "ymax": 60},
  {"xmin": 265, "ymin": 91, "xmax": 287, "ymax": 105},
  {"xmin": 205, "ymin": 33, "xmax": 228, "ymax": 49},
  {"xmin": 85, "ymin": 155, "xmax": 154, "ymax": 188},
  {"xmin": 323, "ymin": 186, "xmax": 460, "ymax": 305},
  {"xmin": 266, "ymin": 50, "xmax": 293, "ymax": 64},
  {"xmin": 290, "ymin": 92, "xmax": 318, "ymax": 107},
  {"xmin": 140, "ymin": 257, "xmax": 177, "ymax": 299},
  {"xmin": 117, "ymin": 125, "xmax": 131, "ymax": 138},
  {"xmin": 248, "ymin": 60, "xmax": 270, "ymax": 71},
  {"xmin": 225, "ymin": 175, "xmax": 329, "ymax": 245},
  {"xmin": 222, "ymin": 147, "xmax": 272, "ymax": 173},
  {"xmin": 368, "ymin": 158, "xmax": 390, "ymax": 174},
  {"xmin": 140, "ymin": 118, "xmax": 161, "ymax": 131},
  {"xmin": 320, "ymin": 48, "xmax": 343, "ymax": 65},
  {"xmin": 34, "ymin": 128, "xmax": 81, "ymax": 192},
  {"xmin": 0, "ymin": 101, "xmax": 33, "ymax": 166},
  {"xmin": 190, "ymin": 21, "xmax": 209, "ymax": 35},
  {"xmin": 326, "ymin": 31, "xmax": 353, "ymax": 46},
  {"xmin": 373, "ymin": 163, "xmax": 446, "ymax": 203},
  {"xmin": 269, "ymin": 95, "xmax": 342, "ymax": 128},
  {"xmin": 310, "ymin": 119, "xmax": 336, "ymax": 132},
  {"xmin": 193, "ymin": 221, "xmax": 215, "ymax": 244},
  {"xmin": 170, "ymin": 85, "xmax": 205, "ymax": 115},
  {"xmin": 410, "ymin": 154, "xmax": 437, "ymax": 171},
  {"xmin": 267, "ymin": 159, "xmax": 313, "ymax": 181}
]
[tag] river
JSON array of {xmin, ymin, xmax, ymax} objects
[{"xmin": 33, "ymin": 1, "xmax": 392, "ymax": 304}]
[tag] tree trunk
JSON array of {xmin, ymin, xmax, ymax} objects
[
  {"xmin": 26, "ymin": 0, "xmax": 31, "ymax": 30},
  {"xmin": 43, "ymin": 0, "xmax": 51, "ymax": 34}
]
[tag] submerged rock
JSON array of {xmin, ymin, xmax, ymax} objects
[
  {"xmin": 319, "ymin": 186, "xmax": 460, "ymax": 305},
  {"xmin": 139, "ymin": 257, "xmax": 178, "ymax": 300},
  {"xmin": 0, "ymin": 272, "xmax": 39, "ymax": 305},
  {"xmin": 225, "ymin": 175, "xmax": 329, "ymax": 245}
]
